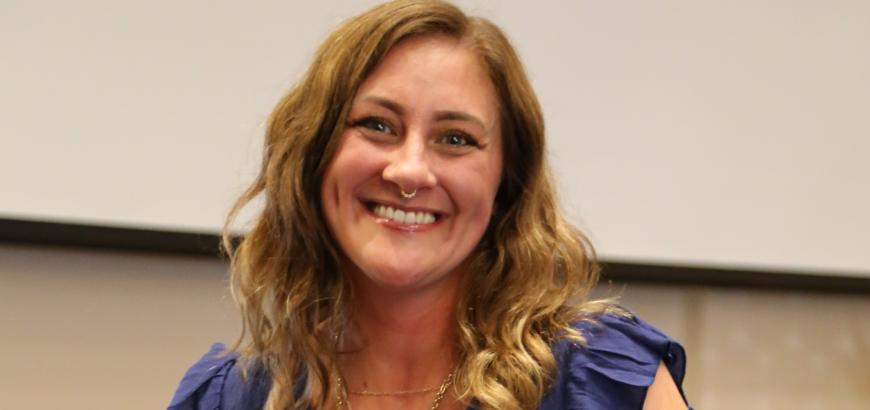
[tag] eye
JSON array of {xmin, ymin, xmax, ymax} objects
[
  {"xmin": 439, "ymin": 131, "xmax": 478, "ymax": 148},
  {"xmin": 352, "ymin": 116, "xmax": 393, "ymax": 134}
]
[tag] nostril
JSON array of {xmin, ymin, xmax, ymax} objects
[{"xmin": 381, "ymin": 158, "xmax": 437, "ymax": 191}]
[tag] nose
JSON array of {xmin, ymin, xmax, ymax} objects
[{"xmin": 382, "ymin": 136, "xmax": 437, "ymax": 196}]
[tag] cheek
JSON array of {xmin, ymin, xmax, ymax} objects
[
  {"xmin": 323, "ymin": 135, "xmax": 374, "ymax": 193},
  {"xmin": 450, "ymin": 158, "xmax": 503, "ymax": 224},
  {"xmin": 321, "ymin": 135, "xmax": 359, "ymax": 221},
  {"xmin": 321, "ymin": 133, "xmax": 390, "ymax": 229},
  {"xmin": 479, "ymin": 151, "xmax": 504, "ymax": 205},
  {"xmin": 320, "ymin": 164, "xmax": 341, "ymax": 238},
  {"xmin": 476, "ymin": 155, "xmax": 504, "ymax": 226}
]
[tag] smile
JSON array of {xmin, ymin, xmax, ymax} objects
[{"xmin": 366, "ymin": 202, "xmax": 439, "ymax": 225}]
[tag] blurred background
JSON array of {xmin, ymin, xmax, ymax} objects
[{"xmin": 2, "ymin": 1, "xmax": 868, "ymax": 409}]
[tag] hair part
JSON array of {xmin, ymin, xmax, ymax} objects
[{"xmin": 222, "ymin": 1, "xmax": 612, "ymax": 409}]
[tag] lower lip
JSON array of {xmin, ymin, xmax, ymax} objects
[{"xmin": 364, "ymin": 205, "xmax": 441, "ymax": 233}]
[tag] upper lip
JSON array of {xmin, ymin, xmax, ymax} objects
[{"xmin": 361, "ymin": 198, "xmax": 446, "ymax": 216}]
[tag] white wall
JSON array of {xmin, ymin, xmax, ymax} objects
[{"xmin": 2, "ymin": 1, "xmax": 868, "ymax": 274}]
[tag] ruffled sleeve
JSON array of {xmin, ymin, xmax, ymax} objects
[
  {"xmin": 167, "ymin": 343, "xmax": 271, "ymax": 410},
  {"xmin": 539, "ymin": 313, "xmax": 691, "ymax": 410},
  {"xmin": 167, "ymin": 343, "xmax": 239, "ymax": 410}
]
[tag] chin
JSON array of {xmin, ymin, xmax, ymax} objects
[
  {"xmin": 366, "ymin": 267, "xmax": 431, "ymax": 289},
  {"xmin": 355, "ymin": 260, "xmax": 449, "ymax": 291}
]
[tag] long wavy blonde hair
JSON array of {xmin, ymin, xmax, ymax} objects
[{"xmin": 223, "ymin": 1, "xmax": 611, "ymax": 409}]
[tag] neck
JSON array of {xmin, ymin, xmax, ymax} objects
[{"xmin": 339, "ymin": 273, "xmax": 461, "ymax": 392}]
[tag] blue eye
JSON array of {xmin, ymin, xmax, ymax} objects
[
  {"xmin": 442, "ymin": 132, "xmax": 477, "ymax": 147},
  {"xmin": 354, "ymin": 117, "xmax": 392, "ymax": 134}
]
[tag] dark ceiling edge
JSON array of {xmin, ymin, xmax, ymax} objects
[
  {"xmin": 3, "ymin": 217, "xmax": 869, "ymax": 293},
  {"xmin": 598, "ymin": 261, "xmax": 870, "ymax": 294},
  {"xmin": 0, "ymin": 217, "xmax": 223, "ymax": 256}
]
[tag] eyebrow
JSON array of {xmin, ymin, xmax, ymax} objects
[{"xmin": 360, "ymin": 95, "xmax": 488, "ymax": 131}]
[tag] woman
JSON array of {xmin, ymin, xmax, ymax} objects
[{"xmin": 169, "ymin": 1, "xmax": 690, "ymax": 409}]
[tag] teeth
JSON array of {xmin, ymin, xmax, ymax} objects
[
  {"xmin": 404, "ymin": 212, "xmax": 416, "ymax": 224},
  {"xmin": 373, "ymin": 204, "xmax": 437, "ymax": 225}
]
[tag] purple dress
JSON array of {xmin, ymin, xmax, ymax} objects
[{"xmin": 168, "ymin": 314, "xmax": 690, "ymax": 409}]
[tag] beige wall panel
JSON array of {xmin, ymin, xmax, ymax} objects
[
  {"xmin": 688, "ymin": 287, "xmax": 870, "ymax": 410},
  {"xmin": 616, "ymin": 283, "xmax": 870, "ymax": 410},
  {"xmin": 0, "ymin": 245, "xmax": 239, "ymax": 410},
  {"xmin": 2, "ymin": 245, "xmax": 869, "ymax": 409}
]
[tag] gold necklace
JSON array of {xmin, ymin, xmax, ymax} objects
[
  {"xmin": 335, "ymin": 369, "xmax": 456, "ymax": 410},
  {"xmin": 350, "ymin": 385, "xmax": 440, "ymax": 396}
]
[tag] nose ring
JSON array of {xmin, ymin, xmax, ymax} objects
[{"xmin": 400, "ymin": 189, "xmax": 417, "ymax": 199}]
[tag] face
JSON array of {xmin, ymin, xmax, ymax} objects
[{"xmin": 321, "ymin": 35, "xmax": 503, "ymax": 292}]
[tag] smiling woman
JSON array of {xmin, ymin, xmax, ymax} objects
[{"xmin": 167, "ymin": 1, "xmax": 690, "ymax": 409}]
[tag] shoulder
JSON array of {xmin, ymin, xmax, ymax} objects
[
  {"xmin": 167, "ymin": 343, "xmax": 270, "ymax": 410},
  {"xmin": 539, "ymin": 312, "xmax": 691, "ymax": 410}
]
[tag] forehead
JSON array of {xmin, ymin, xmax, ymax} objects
[{"xmin": 353, "ymin": 35, "xmax": 500, "ymax": 129}]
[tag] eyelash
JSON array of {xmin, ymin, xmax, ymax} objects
[
  {"xmin": 439, "ymin": 131, "xmax": 478, "ymax": 148},
  {"xmin": 350, "ymin": 116, "xmax": 479, "ymax": 148},
  {"xmin": 351, "ymin": 116, "xmax": 393, "ymax": 134}
]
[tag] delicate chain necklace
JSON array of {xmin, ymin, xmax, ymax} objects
[
  {"xmin": 335, "ymin": 369, "xmax": 456, "ymax": 410},
  {"xmin": 349, "ymin": 384, "xmax": 441, "ymax": 396}
]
